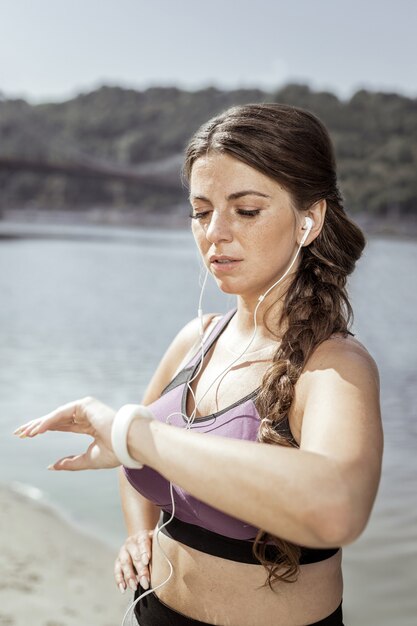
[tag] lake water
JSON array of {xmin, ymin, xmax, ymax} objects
[{"xmin": 0, "ymin": 224, "xmax": 416, "ymax": 625}]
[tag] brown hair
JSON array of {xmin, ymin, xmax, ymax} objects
[{"xmin": 183, "ymin": 103, "xmax": 366, "ymax": 588}]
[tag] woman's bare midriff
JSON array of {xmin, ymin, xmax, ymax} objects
[{"xmin": 149, "ymin": 531, "xmax": 343, "ymax": 626}]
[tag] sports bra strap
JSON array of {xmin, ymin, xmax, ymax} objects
[{"xmin": 182, "ymin": 308, "xmax": 237, "ymax": 370}]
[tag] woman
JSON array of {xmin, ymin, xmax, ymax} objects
[{"xmin": 14, "ymin": 104, "xmax": 383, "ymax": 626}]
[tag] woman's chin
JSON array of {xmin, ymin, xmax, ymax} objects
[
  {"xmin": 215, "ymin": 282, "xmax": 252, "ymax": 299},
  {"xmin": 214, "ymin": 280, "xmax": 240, "ymax": 295}
]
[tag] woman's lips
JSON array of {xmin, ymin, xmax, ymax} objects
[{"xmin": 210, "ymin": 258, "xmax": 242, "ymax": 272}]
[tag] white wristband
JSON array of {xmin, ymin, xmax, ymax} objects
[{"xmin": 111, "ymin": 404, "xmax": 154, "ymax": 469}]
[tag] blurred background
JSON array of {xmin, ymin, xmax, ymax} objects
[{"xmin": 0, "ymin": 1, "xmax": 416, "ymax": 625}]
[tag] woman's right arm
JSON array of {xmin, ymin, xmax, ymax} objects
[{"xmin": 114, "ymin": 313, "xmax": 219, "ymax": 593}]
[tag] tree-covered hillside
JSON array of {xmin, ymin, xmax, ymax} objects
[{"xmin": 0, "ymin": 83, "xmax": 415, "ymax": 217}]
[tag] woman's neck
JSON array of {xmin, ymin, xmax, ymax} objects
[{"xmin": 227, "ymin": 295, "xmax": 285, "ymax": 345}]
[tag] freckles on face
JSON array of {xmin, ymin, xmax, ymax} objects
[
  {"xmin": 188, "ymin": 153, "xmax": 299, "ymax": 296},
  {"xmin": 189, "ymin": 153, "xmax": 297, "ymax": 244}
]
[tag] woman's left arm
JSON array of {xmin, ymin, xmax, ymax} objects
[{"xmin": 127, "ymin": 341, "xmax": 383, "ymax": 549}]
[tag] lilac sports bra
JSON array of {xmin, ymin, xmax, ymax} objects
[
  {"xmin": 124, "ymin": 309, "xmax": 339, "ymax": 564},
  {"xmin": 124, "ymin": 308, "xmax": 262, "ymax": 540}
]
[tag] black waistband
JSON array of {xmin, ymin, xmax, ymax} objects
[{"xmin": 158, "ymin": 511, "xmax": 339, "ymax": 565}]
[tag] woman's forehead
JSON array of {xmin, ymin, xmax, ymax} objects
[{"xmin": 189, "ymin": 153, "xmax": 284, "ymax": 197}]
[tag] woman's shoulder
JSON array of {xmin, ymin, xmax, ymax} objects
[
  {"xmin": 294, "ymin": 333, "xmax": 380, "ymax": 413},
  {"xmin": 289, "ymin": 333, "xmax": 381, "ymax": 448},
  {"xmin": 306, "ymin": 333, "xmax": 379, "ymax": 380},
  {"xmin": 141, "ymin": 312, "xmax": 222, "ymax": 404}
]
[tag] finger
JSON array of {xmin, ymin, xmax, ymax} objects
[
  {"xmin": 114, "ymin": 560, "xmax": 127, "ymax": 594},
  {"xmin": 13, "ymin": 419, "xmax": 41, "ymax": 437},
  {"xmin": 34, "ymin": 403, "xmax": 78, "ymax": 434},
  {"xmin": 18, "ymin": 419, "xmax": 79, "ymax": 439},
  {"xmin": 138, "ymin": 566, "xmax": 150, "ymax": 590},
  {"xmin": 14, "ymin": 405, "xmax": 77, "ymax": 438},
  {"xmin": 139, "ymin": 539, "xmax": 151, "ymax": 565},
  {"xmin": 132, "ymin": 557, "xmax": 150, "ymax": 590},
  {"xmin": 31, "ymin": 421, "xmax": 81, "ymax": 438},
  {"xmin": 128, "ymin": 543, "xmax": 148, "ymax": 574},
  {"xmin": 118, "ymin": 553, "xmax": 139, "ymax": 591},
  {"xmin": 48, "ymin": 454, "xmax": 90, "ymax": 472},
  {"xmin": 15, "ymin": 398, "xmax": 92, "ymax": 438},
  {"xmin": 22, "ymin": 421, "xmax": 44, "ymax": 437},
  {"xmin": 144, "ymin": 530, "xmax": 154, "ymax": 551}
]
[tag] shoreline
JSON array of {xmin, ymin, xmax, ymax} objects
[
  {"xmin": 8, "ymin": 480, "xmax": 123, "ymax": 551},
  {"xmin": 0, "ymin": 482, "xmax": 132, "ymax": 626}
]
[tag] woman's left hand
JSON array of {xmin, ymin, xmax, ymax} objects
[{"xmin": 13, "ymin": 396, "xmax": 119, "ymax": 471}]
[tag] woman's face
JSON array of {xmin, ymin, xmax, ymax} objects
[{"xmin": 189, "ymin": 152, "xmax": 301, "ymax": 302}]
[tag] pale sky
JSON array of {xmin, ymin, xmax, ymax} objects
[{"xmin": 0, "ymin": 0, "xmax": 416, "ymax": 103}]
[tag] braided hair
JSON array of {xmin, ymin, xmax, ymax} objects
[{"xmin": 183, "ymin": 103, "xmax": 365, "ymax": 588}]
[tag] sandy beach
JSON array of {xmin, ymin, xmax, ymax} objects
[{"xmin": 0, "ymin": 484, "xmax": 134, "ymax": 626}]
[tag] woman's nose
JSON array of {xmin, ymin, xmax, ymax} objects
[{"xmin": 205, "ymin": 211, "xmax": 233, "ymax": 244}]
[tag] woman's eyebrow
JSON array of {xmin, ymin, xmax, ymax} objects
[
  {"xmin": 227, "ymin": 190, "xmax": 271, "ymax": 200},
  {"xmin": 189, "ymin": 190, "xmax": 271, "ymax": 202}
]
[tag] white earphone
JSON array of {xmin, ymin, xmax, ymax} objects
[
  {"xmin": 257, "ymin": 215, "xmax": 314, "ymax": 304},
  {"xmin": 300, "ymin": 216, "xmax": 314, "ymax": 246}
]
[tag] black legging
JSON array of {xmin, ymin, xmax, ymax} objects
[{"xmin": 134, "ymin": 584, "xmax": 344, "ymax": 626}]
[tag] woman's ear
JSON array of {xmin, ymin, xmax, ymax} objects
[{"xmin": 298, "ymin": 199, "xmax": 327, "ymax": 246}]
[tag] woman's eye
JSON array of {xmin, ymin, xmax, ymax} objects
[
  {"xmin": 236, "ymin": 209, "xmax": 261, "ymax": 218},
  {"xmin": 189, "ymin": 211, "xmax": 210, "ymax": 220},
  {"xmin": 189, "ymin": 208, "xmax": 261, "ymax": 220}
]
